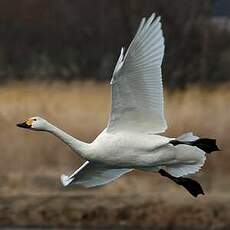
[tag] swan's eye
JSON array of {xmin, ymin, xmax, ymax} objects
[{"xmin": 33, "ymin": 119, "xmax": 37, "ymax": 121}]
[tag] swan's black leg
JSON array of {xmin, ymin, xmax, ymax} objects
[
  {"xmin": 169, "ymin": 138, "xmax": 220, "ymax": 154},
  {"xmin": 159, "ymin": 169, "xmax": 204, "ymax": 197}
]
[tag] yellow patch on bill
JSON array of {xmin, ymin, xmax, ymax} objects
[{"xmin": 26, "ymin": 119, "xmax": 33, "ymax": 126}]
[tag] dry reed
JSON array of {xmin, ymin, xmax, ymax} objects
[{"xmin": 0, "ymin": 81, "xmax": 229, "ymax": 195}]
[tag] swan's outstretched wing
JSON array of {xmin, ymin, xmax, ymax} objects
[
  {"xmin": 61, "ymin": 161, "xmax": 132, "ymax": 187},
  {"xmin": 107, "ymin": 14, "xmax": 167, "ymax": 134}
]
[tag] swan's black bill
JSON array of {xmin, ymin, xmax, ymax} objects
[
  {"xmin": 16, "ymin": 122, "xmax": 31, "ymax": 129},
  {"xmin": 159, "ymin": 169, "xmax": 204, "ymax": 198}
]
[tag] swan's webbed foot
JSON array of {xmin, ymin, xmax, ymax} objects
[
  {"xmin": 159, "ymin": 169, "xmax": 204, "ymax": 197},
  {"xmin": 169, "ymin": 138, "xmax": 220, "ymax": 154}
]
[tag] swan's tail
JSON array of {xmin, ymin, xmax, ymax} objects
[
  {"xmin": 158, "ymin": 133, "xmax": 219, "ymax": 197},
  {"xmin": 170, "ymin": 132, "xmax": 220, "ymax": 154},
  {"xmin": 163, "ymin": 132, "xmax": 220, "ymax": 178}
]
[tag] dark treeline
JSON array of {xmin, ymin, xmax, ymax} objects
[{"xmin": 0, "ymin": 0, "xmax": 229, "ymax": 88}]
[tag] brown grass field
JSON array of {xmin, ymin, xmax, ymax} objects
[{"xmin": 0, "ymin": 81, "xmax": 230, "ymax": 229}]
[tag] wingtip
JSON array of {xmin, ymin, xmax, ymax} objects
[
  {"xmin": 151, "ymin": 13, "xmax": 156, "ymax": 19},
  {"xmin": 120, "ymin": 47, "xmax": 125, "ymax": 60},
  {"xmin": 142, "ymin": 17, "xmax": 146, "ymax": 22},
  {"xmin": 155, "ymin": 15, "xmax": 162, "ymax": 24},
  {"xmin": 149, "ymin": 13, "xmax": 160, "ymax": 21},
  {"xmin": 60, "ymin": 174, "xmax": 73, "ymax": 187}
]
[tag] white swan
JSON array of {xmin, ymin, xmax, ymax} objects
[{"xmin": 17, "ymin": 14, "xmax": 219, "ymax": 197}]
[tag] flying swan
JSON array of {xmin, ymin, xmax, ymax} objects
[{"xmin": 17, "ymin": 14, "xmax": 219, "ymax": 197}]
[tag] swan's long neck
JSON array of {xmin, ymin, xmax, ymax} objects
[{"xmin": 46, "ymin": 123, "xmax": 90, "ymax": 159}]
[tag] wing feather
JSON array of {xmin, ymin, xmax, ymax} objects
[
  {"xmin": 61, "ymin": 161, "xmax": 132, "ymax": 188},
  {"xmin": 107, "ymin": 14, "xmax": 167, "ymax": 134}
]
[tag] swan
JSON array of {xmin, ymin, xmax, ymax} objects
[{"xmin": 17, "ymin": 13, "xmax": 219, "ymax": 197}]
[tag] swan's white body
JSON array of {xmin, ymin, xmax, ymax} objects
[{"xmin": 17, "ymin": 14, "xmax": 207, "ymax": 188}]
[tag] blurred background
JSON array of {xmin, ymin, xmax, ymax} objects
[{"xmin": 0, "ymin": 0, "xmax": 230, "ymax": 229}]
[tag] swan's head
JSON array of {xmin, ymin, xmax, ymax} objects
[{"xmin": 17, "ymin": 116, "xmax": 49, "ymax": 131}]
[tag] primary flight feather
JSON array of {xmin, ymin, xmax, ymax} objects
[
  {"xmin": 108, "ymin": 14, "xmax": 167, "ymax": 134},
  {"xmin": 17, "ymin": 14, "xmax": 219, "ymax": 197}
]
